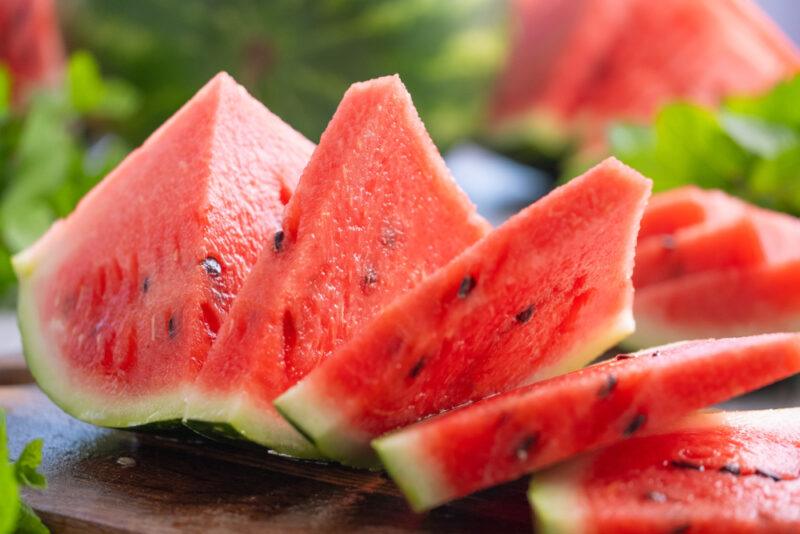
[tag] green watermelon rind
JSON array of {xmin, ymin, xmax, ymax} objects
[
  {"xmin": 185, "ymin": 391, "xmax": 322, "ymax": 459},
  {"xmin": 13, "ymin": 241, "xmax": 187, "ymax": 428},
  {"xmin": 276, "ymin": 308, "xmax": 635, "ymax": 470},
  {"xmin": 527, "ymin": 460, "xmax": 587, "ymax": 534}
]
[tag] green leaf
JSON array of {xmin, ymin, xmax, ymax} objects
[
  {"xmin": 719, "ymin": 112, "xmax": 798, "ymax": 158},
  {"xmin": 725, "ymin": 76, "xmax": 800, "ymax": 130},
  {"xmin": 13, "ymin": 440, "xmax": 46, "ymax": 491},
  {"xmin": 15, "ymin": 502, "xmax": 48, "ymax": 534},
  {"xmin": 67, "ymin": 51, "xmax": 106, "ymax": 114},
  {"xmin": 0, "ymin": 412, "xmax": 19, "ymax": 534},
  {"xmin": 750, "ymin": 145, "xmax": 800, "ymax": 214},
  {"xmin": 0, "ymin": 65, "xmax": 10, "ymax": 120},
  {"xmin": 0, "ymin": 200, "xmax": 55, "ymax": 253}
]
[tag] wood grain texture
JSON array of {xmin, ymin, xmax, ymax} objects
[{"xmin": 0, "ymin": 385, "xmax": 532, "ymax": 533}]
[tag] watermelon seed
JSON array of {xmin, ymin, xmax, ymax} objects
[
  {"xmin": 661, "ymin": 235, "xmax": 677, "ymax": 251},
  {"xmin": 755, "ymin": 468, "xmax": 781, "ymax": 481},
  {"xmin": 408, "ymin": 357, "xmax": 426, "ymax": 379},
  {"xmin": 720, "ymin": 463, "xmax": 741, "ymax": 476},
  {"xmin": 142, "ymin": 277, "xmax": 151, "ymax": 294},
  {"xmin": 168, "ymin": 316, "xmax": 177, "ymax": 339},
  {"xmin": 645, "ymin": 491, "xmax": 667, "ymax": 503},
  {"xmin": 515, "ymin": 305, "xmax": 535, "ymax": 324},
  {"xmin": 457, "ymin": 276, "xmax": 476, "ymax": 299},
  {"xmin": 651, "ymin": 350, "xmax": 661, "ymax": 357},
  {"xmin": 515, "ymin": 433, "xmax": 539, "ymax": 461},
  {"xmin": 362, "ymin": 268, "xmax": 378, "ymax": 290},
  {"xmin": 670, "ymin": 460, "xmax": 704, "ymax": 471},
  {"xmin": 615, "ymin": 354, "xmax": 635, "ymax": 361},
  {"xmin": 597, "ymin": 374, "xmax": 618, "ymax": 398},
  {"xmin": 624, "ymin": 413, "xmax": 647, "ymax": 436},
  {"xmin": 671, "ymin": 525, "xmax": 690, "ymax": 534},
  {"xmin": 274, "ymin": 230, "xmax": 285, "ymax": 252},
  {"xmin": 202, "ymin": 257, "xmax": 222, "ymax": 277}
]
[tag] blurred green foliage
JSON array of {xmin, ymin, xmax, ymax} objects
[
  {"xmin": 61, "ymin": 0, "xmax": 507, "ymax": 148},
  {"xmin": 0, "ymin": 52, "xmax": 136, "ymax": 300},
  {"xmin": 611, "ymin": 75, "xmax": 800, "ymax": 215}
]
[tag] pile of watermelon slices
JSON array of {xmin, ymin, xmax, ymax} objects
[{"xmin": 13, "ymin": 73, "xmax": 800, "ymax": 530}]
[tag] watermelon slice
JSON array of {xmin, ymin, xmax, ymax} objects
[
  {"xmin": 373, "ymin": 333, "xmax": 800, "ymax": 511},
  {"xmin": 0, "ymin": 0, "xmax": 64, "ymax": 104},
  {"xmin": 13, "ymin": 73, "xmax": 314, "ymax": 428},
  {"xmin": 491, "ymin": 0, "xmax": 800, "ymax": 144},
  {"xmin": 275, "ymin": 157, "xmax": 651, "ymax": 467},
  {"xmin": 636, "ymin": 186, "xmax": 734, "ymax": 242},
  {"xmin": 184, "ymin": 75, "xmax": 489, "ymax": 457},
  {"xmin": 530, "ymin": 407, "xmax": 800, "ymax": 532},
  {"xmin": 630, "ymin": 261, "xmax": 800, "ymax": 349}
]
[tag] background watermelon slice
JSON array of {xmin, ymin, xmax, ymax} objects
[
  {"xmin": 0, "ymin": 0, "xmax": 64, "ymax": 105},
  {"xmin": 275, "ymin": 157, "xmax": 650, "ymax": 467},
  {"xmin": 530, "ymin": 407, "xmax": 800, "ymax": 532},
  {"xmin": 373, "ymin": 333, "xmax": 800, "ymax": 511},
  {"xmin": 14, "ymin": 73, "xmax": 314, "ymax": 428},
  {"xmin": 491, "ymin": 0, "xmax": 800, "ymax": 146},
  {"xmin": 184, "ymin": 75, "xmax": 489, "ymax": 456}
]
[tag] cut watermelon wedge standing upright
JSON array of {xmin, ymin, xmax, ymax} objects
[{"xmin": 275, "ymin": 157, "xmax": 651, "ymax": 467}]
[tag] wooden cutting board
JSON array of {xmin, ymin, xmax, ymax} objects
[{"xmin": 0, "ymin": 379, "xmax": 532, "ymax": 533}]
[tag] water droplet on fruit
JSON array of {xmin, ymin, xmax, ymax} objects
[{"xmin": 202, "ymin": 257, "xmax": 222, "ymax": 277}]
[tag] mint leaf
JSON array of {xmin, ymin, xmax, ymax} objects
[
  {"xmin": 15, "ymin": 502, "xmax": 47, "ymax": 534},
  {"xmin": 0, "ymin": 412, "xmax": 19, "ymax": 534},
  {"xmin": 0, "ymin": 66, "xmax": 10, "ymax": 120},
  {"xmin": 14, "ymin": 440, "xmax": 46, "ymax": 491},
  {"xmin": 719, "ymin": 112, "xmax": 798, "ymax": 158},
  {"xmin": 726, "ymin": 76, "xmax": 800, "ymax": 130},
  {"xmin": 67, "ymin": 51, "xmax": 106, "ymax": 114}
]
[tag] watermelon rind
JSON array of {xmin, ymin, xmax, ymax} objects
[
  {"xmin": 372, "ymin": 429, "xmax": 451, "ymax": 512},
  {"xmin": 185, "ymin": 392, "xmax": 321, "ymax": 459},
  {"xmin": 527, "ymin": 459, "xmax": 587, "ymax": 534},
  {"xmin": 13, "ymin": 231, "xmax": 187, "ymax": 428},
  {"xmin": 276, "ymin": 306, "xmax": 635, "ymax": 469}
]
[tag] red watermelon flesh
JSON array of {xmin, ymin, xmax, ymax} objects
[
  {"xmin": 634, "ymin": 202, "xmax": 800, "ymax": 289},
  {"xmin": 14, "ymin": 73, "xmax": 314, "ymax": 427},
  {"xmin": 636, "ymin": 186, "xmax": 737, "ymax": 243},
  {"xmin": 530, "ymin": 408, "xmax": 800, "ymax": 533},
  {"xmin": 275, "ymin": 157, "xmax": 651, "ymax": 467},
  {"xmin": 490, "ymin": 0, "xmax": 800, "ymax": 144},
  {"xmin": 0, "ymin": 0, "xmax": 64, "ymax": 105},
  {"xmin": 185, "ymin": 75, "xmax": 490, "ymax": 457},
  {"xmin": 373, "ymin": 333, "xmax": 800, "ymax": 511},
  {"xmin": 630, "ymin": 261, "xmax": 800, "ymax": 349}
]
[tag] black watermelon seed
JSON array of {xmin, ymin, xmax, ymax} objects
[
  {"xmin": 755, "ymin": 468, "xmax": 781, "ymax": 481},
  {"xmin": 624, "ymin": 413, "xmax": 647, "ymax": 436},
  {"xmin": 142, "ymin": 276, "xmax": 151, "ymax": 293},
  {"xmin": 274, "ymin": 230, "xmax": 285, "ymax": 252},
  {"xmin": 671, "ymin": 525, "xmax": 690, "ymax": 534},
  {"xmin": 670, "ymin": 460, "xmax": 704, "ymax": 471},
  {"xmin": 457, "ymin": 275, "xmax": 476, "ymax": 299},
  {"xmin": 662, "ymin": 235, "xmax": 677, "ymax": 251},
  {"xmin": 515, "ymin": 305, "xmax": 535, "ymax": 324},
  {"xmin": 363, "ymin": 268, "xmax": 378, "ymax": 288},
  {"xmin": 651, "ymin": 350, "xmax": 662, "ymax": 357},
  {"xmin": 597, "ymin": 374, "xmax": 618, "ymax": 398},
  {"xmin": 202, "ymin": 257, "xmax": 222, "ymax": 277},
  {"xmin": 720, "ymin": 463, "xmax": 741, "ymax": 476},
  {"xmin": 615, "ymin": 354, "xmax": 635, "ymax": 361},
  {"xmin": 515, "ymin": 433, "xmax": 540, "ymax": 461},
  {"xmin": 646, "ymin": 491, "xmax": 667, "ymax": 503},
  {"xmin": 408, "ymin": 357, "xmax": 426, "ymax": 379},
  {"xmin": 168, "ymin": 316, "xmax": 177, "ymax": 339}
]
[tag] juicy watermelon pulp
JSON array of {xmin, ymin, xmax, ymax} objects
[
  {"xmin": 275, "ymin": 157, "xmax": 650, "ymax": 467},
  {"xmin": 373, "ymin": 333, "xmax": 800, "ymax": 511},
  {"xmin": 628, "ymin": 186, "xmax": 800, "ymax": 349},
  {"xmin": 183, "ymin": 75, "xmax": 489, "ymax": 457},
  {"xmin": 530, "ymin": 408, "xmax": 800, "ymax": 533},
  {"xmin": 14, "ymin": 73, "xmax": 314, "ymax": 427}
]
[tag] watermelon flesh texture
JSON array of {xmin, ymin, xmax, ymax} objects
[
  {"xmin": 275, "ymin": 157, "xmax": 651, "ymax": 467},
  {"xmin": 14, "ymin": 73, "xmax": 314, "ymax": 427},
  {"xmin": 630, "ymin": 261, "xmax": 800, "ymax": 349},
  {"xmin": 185, "ymin": 75, "xmax": 490, "ymax": 457},
  {"xmin": 0, "ymin": 0, "xmax": 64, "ymax": 105},
  {"xmin": 373, "ymin": 333, "xmax": 800, "ymax": 511},
  {"xmin": 636, "ymin": 186, "xmax": 729, "ymax": 242},
  {"xmin": 490, "ymin": 0, "xmax": 800, "ymax": 144},
  {"xmin": 530, "ymin": 408, "xmax": 800, "ymax": 533}
]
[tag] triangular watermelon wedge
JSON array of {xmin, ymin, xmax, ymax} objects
[
  {"xmin": 530, "ymin": 407, "xmax": 800, "ymax": 532},
  {"xmin": 373, "ymin": 333, "xmax": 800, "ymax": 511},
  {"xmin": 14, "ymin": 73, "xmax": 314, "ymax": 428},
  {"xmin": 184, "ymin": 76, "xmax": 489, "ymax": 457},
  {"xmin": 275, "ymin": 157, "xmax": 651, "ymax": 466}
]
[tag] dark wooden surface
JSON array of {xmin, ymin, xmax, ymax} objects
[{"xmin": 0, "ymin": 381, "xmax": 531, "ymax": 534}]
